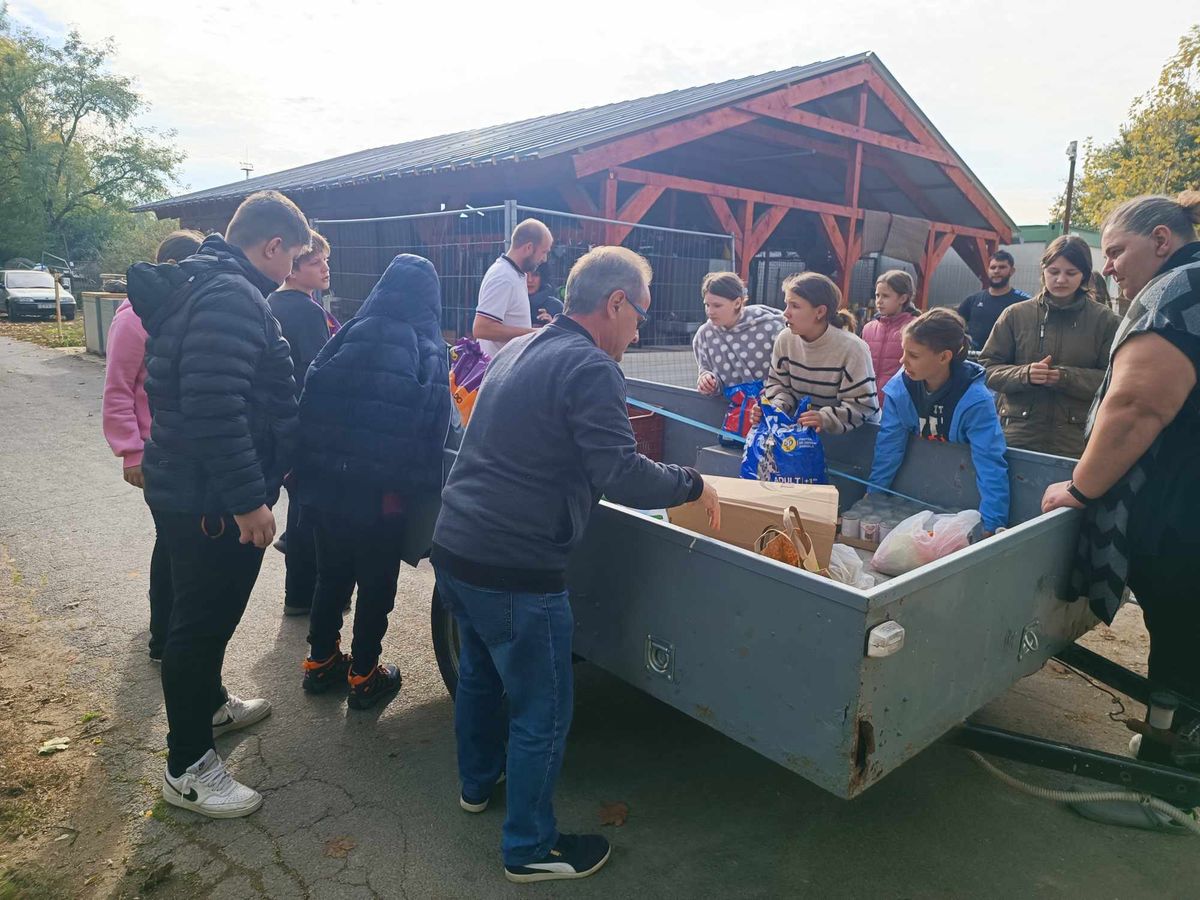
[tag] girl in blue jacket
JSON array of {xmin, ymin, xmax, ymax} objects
[{"xmin": 868, "ymin": 308, "xmax": 1009, "ymax": 534}]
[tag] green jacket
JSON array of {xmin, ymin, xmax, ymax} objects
[{"xmin": 979, "ymin": 293, "xmax": 1120, "ymax": 458}]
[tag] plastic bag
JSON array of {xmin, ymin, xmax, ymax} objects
[
  {"xmin": 721, "ymin": 380, "xmax": 762, "ymax": 443},
  {"xmin": 826, "ymin": 544, "xmax": 876, "ymax": 589},
  {"xmin": 740, "ymin": 399, "xmax": 828, "ymax": 484},
  {"xmin": 870, "ymin": 509, "xmax": 982, "ymax": 576},
  {"xmin": 448, "ymin": 338, "xmax": 490, "ymax": 426}
]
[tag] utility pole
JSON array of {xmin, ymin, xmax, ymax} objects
[
  {"xmin": 239, "ymin": 148, "xmax": 254, "ymax": 180},
  {"xmin": 1062, "ymin": 141, "xmax": 1078, "ymax": 236}
]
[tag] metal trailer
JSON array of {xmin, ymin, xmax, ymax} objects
[{"xmin": 429, "ymin": 378, "xmax": 1200, "ymax": 803}]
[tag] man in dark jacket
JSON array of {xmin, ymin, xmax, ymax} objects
[
  {"xmin": 432, "ymin": 246, "xmax": 720, "ymax": 884},
  {"xmin": 268, "ymin": 229, "xmax": 337, "ymax": 616},
  {"xmin": 295, "ymin": 254, "xmax": 450, "ymax": 709},
  {"xmin": 127, "ymin": 190, "xmax": 309, "ymax": 820},
  {"xmin": 957, "ymin": 250, "xmax": 1030, "ymax": 349}
]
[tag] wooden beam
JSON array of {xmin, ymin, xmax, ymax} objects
[
  {"xmin": 574, "ymin": 107, "xmax": 757, "ymax": 178},
  {"xmin": 915, "ymin": 229, "xmax": 956, "ymax": 309},
  {"xmin": 603, "ymin": 172, "xmax": 618, "ymax": 244},
  {"xmin": 571, "ymin": 64, "xmax": 871, "ymax": 179},
  {"xmin": 611, "ymin": 166, "xmax": 1003, "ymax": 256},
  {"xmin": 864, "ymin": 71, "xmax": 1013, "ymax": 242},
  {"xmin": 737, "ymin": 201, "xmax": 755, "ymax": 279},
  {"xmin": 741, "ymin": 64, "xmax": 872, "ymax": 116},
  {"xmin": 615, "ymin": 165, "xmax": 864, "ymax": 221},
  {"xmin": 745, "ymin": 205, "xmax": 790, "ymax": 265},
  {"xmin": 819, "ymin": 213, "xmax": 847, "ymax": 262},
  {"xmin": 734, "ymin": 120, "xmax": 851, "ymax": 160},
  {"xmin": 558, "ymin": 182, "xmax": 600, "ymax": 217},
  {"xmin": 839, "ymin": 85, "xmax": 869, "ymax": 302},
  {"xmin": 705, "ymin": 195, "xmax": 742, "ymax": 240},
  {"xmin": 609, "ymin": 184, "xmax": 665, "ymax": 245},
  {"xmin": 737, "ymin": 103, "xmax": 956, "ymax": 167}
]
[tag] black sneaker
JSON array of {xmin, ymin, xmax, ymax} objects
[
  {"xmin": 504, "ymin": 834, "xmax": 611, "ymax": 883},
  {"xmin": 302, "ymin": 648, "xmax": 352, "ymax": 694},
  {"xmin": 283, "ymin": 604, "xmax": 311, "ymax": 618},
  {"xmin": 347, "ymin": 664, "xmax": 402, "ymax": 710},
  {"xmin": 148, "ymin": 647, "xmax": 164, "ymax": 663}
]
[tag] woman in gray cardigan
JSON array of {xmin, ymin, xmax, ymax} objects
[{"xmin": 692, "ymin": 271, "xmax": 786, "ymax": 395}]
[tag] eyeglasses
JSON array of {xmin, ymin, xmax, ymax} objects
[{"xmin": 611, "ymin": 291, "xmax": 648, "ymax": 327}]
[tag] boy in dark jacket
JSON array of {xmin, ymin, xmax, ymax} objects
[
  {"xmin": 127, "ymin": 190, "xmax": 310, "ymax": 819},
  {"xmin": 268, "ymin": 229, "xmax": 337, "ymax": 617},
  {"xmin": 296, "ymin": 254, "xmax": 450, "ymax": 709}
]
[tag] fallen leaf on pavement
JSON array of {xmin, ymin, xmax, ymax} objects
[
  {"xmin": 324, "ymin": 836, "xmax": 357, "ymax": 858},
  {"xmin": 38, "ymin": 736, "xmax": 70, "ymax": 755},
  {"xmin": 598, "ymin": 801, "xmax": 629, "ymax": 827}
]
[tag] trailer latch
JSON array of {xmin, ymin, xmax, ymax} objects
[
  {"xmin": 645, "ymin": 635, "xmax": 676, "ymax": 681},
  {"xmin": 866, "ymin": 621, "xmax": 905, "ymax": 658}
]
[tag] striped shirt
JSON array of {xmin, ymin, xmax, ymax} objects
[{"xmin": 760, "ymin": 325, "xmax": 880, "ymax": 434}]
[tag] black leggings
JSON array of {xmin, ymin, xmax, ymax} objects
[{"xmin": 1128, "ymin": 553, "xmax": 1200, "ymax": 706}]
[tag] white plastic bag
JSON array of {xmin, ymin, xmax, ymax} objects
[
  {"xmin": 826, "ymin": 543, "xmax": 876, "ymax": 589},
  {"xmin": 870, "ymin": 510, "xmax": 982, "ymax": 576}
]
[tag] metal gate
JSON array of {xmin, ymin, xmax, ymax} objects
[{"xmin": 314, "ymin": 204, "xmax": 735, "ymax": 387}]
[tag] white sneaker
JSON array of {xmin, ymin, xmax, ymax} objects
[
  {"xmin": 162, "ymin": 749, "xmax": 262, "ymax": 818},
  {"xmin": 212, "ymin": 694, "xmax": 272, "ymax": 738},
  {"xmin": 1130, "ymin": 734, "xmax": 1143, "ymax": 756}
]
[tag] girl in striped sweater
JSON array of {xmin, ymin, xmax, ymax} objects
[{"xmin": 754, "ymin": 273, "xmax": 880, "ymax": 433}]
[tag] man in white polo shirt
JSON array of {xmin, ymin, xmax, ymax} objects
[{"xmin": 473, "ymin": 219, "xmax": 554, "ymax": 358}]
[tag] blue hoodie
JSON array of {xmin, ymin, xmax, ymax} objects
[{"xmin": 869, "ymin": 360, "xmax": 1010, "ymax": 531}]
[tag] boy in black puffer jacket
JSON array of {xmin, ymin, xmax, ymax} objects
[
  {"xmin": 127, "ymin": 190, "xmax": 310, "ymax": 820},
  {"xmin": 295, "ymin": 254, "xmax": 450, "ymax": 709}
]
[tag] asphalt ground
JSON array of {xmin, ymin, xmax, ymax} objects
[{"xmin": 1, "ymin": 335, "xmax": 1196, "ymax": 899}]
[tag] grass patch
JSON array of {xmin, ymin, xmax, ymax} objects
[
  {"xmin": 0, "ymin": 316, "xmax": 85, "ymax": 349},
  {"xmin": 78, "ymin": 712, "xmax": 101, "ymax": 725},
  {"xmin": 0, "ymin": 865, "xmax": 69, "ymax": 900},
  {"xmin": 149, "ymin": 798, "xmax": 170, "ymax": 820}
]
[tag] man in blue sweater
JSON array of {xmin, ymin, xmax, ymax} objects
[{"xmin": 432, "ymin": 246, "xmax": 720, "ymax": 884}]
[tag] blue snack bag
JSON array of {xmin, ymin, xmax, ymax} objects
[{"xmin": 739, "ymin": 398, "xmax": 828, "ymax": 484}]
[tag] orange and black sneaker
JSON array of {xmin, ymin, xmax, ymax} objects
[
  {"xmin": 302, "ymin": 646, "xmax": 352, "ymax": 694},
  {"xmin": 347, "ymin": 663, "xmax": 402, "ymax": 710}
]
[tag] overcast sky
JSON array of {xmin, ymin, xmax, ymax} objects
[{"xmin": 10, "ymin": 0, "xmax": 1198, "ymax": 224}]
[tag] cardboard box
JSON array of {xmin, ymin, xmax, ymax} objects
[{"xmin": 668, "ymin": 476, "xmax": 838, "ymax": 570}]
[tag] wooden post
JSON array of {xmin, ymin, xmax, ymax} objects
[
  {"xmin": 839, "ymin": 85, "xmax": 869, "ymax": 304},
  {"xmin": 739, "ymin": 201, "xmax": 754, "ymax": 280},
  {"xmin": 603, "ymin": 172, "xmax": 618, "ymax": 245}
]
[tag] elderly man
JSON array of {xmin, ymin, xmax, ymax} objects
[
  {"xmin": 473, "ymin": 218, "xmax": 554, "ymax": 357},
  {"xmin": 433, "ymin": 246, "xmax": 720, "ymax": 884}
]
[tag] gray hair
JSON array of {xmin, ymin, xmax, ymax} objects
[
  {"xmin": 1103, "ymin": 191, "xmax": 1200, "ymax": 240},
  {"xmin": 564, "ymin": 246, "xmax": 653, "ymax": 316}
]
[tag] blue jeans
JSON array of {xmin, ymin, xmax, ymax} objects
[{"xmin": 434, "ymin": 569, "xmax": 574, "ymax": 866}]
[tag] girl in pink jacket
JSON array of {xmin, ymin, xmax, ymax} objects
[
  {"xmin": 861, "ymin": 270, "xmax": 919, "ymax": 404},
  {"xmin": 102, "ymin": 230, "xmax": 203, "ymax": 660}
]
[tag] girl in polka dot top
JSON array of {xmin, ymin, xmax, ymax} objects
[{"xmin": 692, "ymin": 272, "xmax": 786, "ymax": 395}]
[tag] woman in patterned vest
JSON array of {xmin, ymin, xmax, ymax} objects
[{"xmin": 1042, "ymin": 192, "xmax": 1200, "ymax": 725}]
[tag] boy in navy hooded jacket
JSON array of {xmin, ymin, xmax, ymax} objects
[{"xmin": 869, "ymin": 308, "xmax": 1010, "ymax": 535}]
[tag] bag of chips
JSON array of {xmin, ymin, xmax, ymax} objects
[{"xmin": 448, "ymin": 338, "xmax": 490, "ymax": 426}]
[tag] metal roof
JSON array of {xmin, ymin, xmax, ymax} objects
[{"xmin": 137, "ymin": 52, "xmax": 1015, "ymax": 234}]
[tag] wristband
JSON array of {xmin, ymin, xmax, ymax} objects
[{"xmin": 1066, "ymin": 481, "xmax": 1094, "ymax": 506}]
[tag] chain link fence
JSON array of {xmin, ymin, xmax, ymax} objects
[{"xmin": 315, "ymin": 204, "xmax": 735, "ymax": 388}]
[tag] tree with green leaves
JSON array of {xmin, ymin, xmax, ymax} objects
[
  {"xmin": 0, "ymin": 7, "xmax": 183, "ymax": 268},
  {"xmin": 1051, "ymin": 25, "xmax": 1200, "ymax": 231}
]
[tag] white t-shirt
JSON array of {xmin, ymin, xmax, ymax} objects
[{"xmin": 475, "ymin": 255, "xmax": 531, "ymax": 358}]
